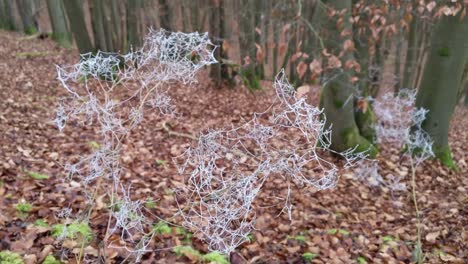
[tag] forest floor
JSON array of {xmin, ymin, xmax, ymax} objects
[{"xmin": 0, "ymin": 30, "xmax": 467, "ymax": 264}]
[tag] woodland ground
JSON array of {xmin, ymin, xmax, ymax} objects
[{"xmin": 0, "ymin": 31, "xmax": 466, "ymax": 264}]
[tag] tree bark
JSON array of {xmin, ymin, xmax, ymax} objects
[
  {"xmin": 209, "ymin": 0, "xmax": 222, "ymax": 86},
  {"xmin": 63, "ymin": 0, "xmax": 94, "ymax": 54},
  {"xmin": 158, "ymin": 0, "xmax": 171, "ymax": 30},
  {"xmin": 101, "ymin": 0, "xmax": 115, "ymax": 52},
  {"xmin": 46, "ymin": 0, "xmax": 72, "ymax": 48},
  {"xmin": 320, "ymin": 0, "xmax": 377, "ymax": 157},
  {"xmin": 90, "ymin": 0, "xmax": 108, "ymax": 51},
  {"xmin": 402, "ymin": 15, "xmax": 419, "ymax": 89},
  {"xmin": 415, "ymin": 12, "xmax": 468, "ymax": 168},
  {"xmin": 16, "ymin": 0, "xmax": 37, "ymax": 34},
  {"xmin": 127, "ymin": 0, "xmax": 141, "ymax": 49},
  {"xmin": 1, "ymin": 0, "xmax": 16, "ymax": 30}
]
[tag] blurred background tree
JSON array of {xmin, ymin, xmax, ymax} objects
[{"xmin": 1, "ymin": 0, "xmax": 466, "ymax": 166}]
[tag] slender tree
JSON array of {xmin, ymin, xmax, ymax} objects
[
  {"xmin": 16, "ymin": 0, "xmax": 38, "ymax": 34},
  {"xmin": 46, "ymin": 0, "xmax": 72, "ymax": 47},
  {"xmin": 158, "ymin": 0, "xmax": 171, "ymax": 30},
  {"xmin": 415, "ymin": 11, "xmax": 468, "ymax": 168},
  {"xmin": 402, "ymin": 13, "xmax": 419, "ymax": 89},
  {"xmin": 101, "ymin": 0, "xmax": 115, "ymax": 52},
  {"xmin": 127, "ymin": 0, "xmax": 142, "ymax": 49},
  {"xmin": 90, "ymin": 0, "xmax": 108, "ymax": 51},
  {"xmin": 63, "ymin": 0, "xmax": 94, "ymax": 54}
]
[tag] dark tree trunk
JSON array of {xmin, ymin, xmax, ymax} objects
[
  {"xmin": 402, "ymin": 15, "xmax": 419, "ymax": 89},
  {"xmin": 2, "ymin": 0, "xmax": 16, "ymax": 30},
  {"xmin": 16, "ymin": 0, "xmax": 37, "ymax": 34},
  {"xmin": 46, "ymin": 0, "xmax": 72, "ymax": 47},
  {"xmin": 90, "ymin": 0, "xmax": 108, "ymax": 51},
  {"xmin": 63, "ymin": 0, "xmax": 94, "ymax": 54},
  {"xmin": 415, "ymin": 12, "xmax": 468, "ymax": 168},
  {"xmin": 158, "ymin": 0, "xmax": 171, "ymax": 30},
  {"xmin": 127, "ymin": 0, "xmax": 142, "ymax": 49}
]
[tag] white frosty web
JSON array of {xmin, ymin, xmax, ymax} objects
[
  {"xmin": 174, "ymin": 70, "xmax": 369, "ymax": 255},
  {"xmin": 54, "ymin": 29, "xmax": 217, "ymax": 260}
]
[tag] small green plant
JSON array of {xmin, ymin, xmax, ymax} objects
[
  {"xmin": 155, "ymin": 159, "xmax": 167, "ymax": 167},
  {"xmin": 26, "ymin": 170, "xmax": 50, "ymax": 180},
  {"xmin": 87, "ymin": 141, "xmax": 100, "ymax": 150},
  {"xmin": 293, "ymin": 235, "xmax": 307, "ymax": 243},
  {"xmin": 246, "ymin": 233, "xmax": 255, "ymax": 242},
  {"xmin": 42, "ymin": 255, "xmax": 62, "ymax": 264},
  {"xmin": 15, "ymin": 202, "xmax": 33, "ymax": 216},
  {"xmin": 51, "ymin": 221, "xmax": 92, "ymax": 242},
  {"xmin": 176, "ymin": 226, "xmax": 194, "ymax": 242},
  {"xmin": 0, "ymin": 251, "xmax": 24, "ymax": 264},
  {"xmin": 338, "ymin": 229, "xmax": 350, "ymax": 235},
  {"xmin": 356, "ymin": 256, "xmax": 367, "ymax": 264},
  {"xmin": 302, "ymin": 252, "xmax": 318, "ymax": 262},
  {"xmin": 153, "ymin": 221, "xmax": 172, "ymax": 234},
  {"xmin": 327, "ymin": 228, "xmax": 349, "ymax": 236},
  {"xmin": 202, "ymin": 251, "xmax": 229, "ymax": 264},
  {"xmin": 145, "ymin": 199, "xmax": 157, "ymax": 209},
  {"xmin": 34, "ymin": 219, "xmax": 48, "ymax": 227},
  {"xmin": 173, "ymin": 245, "xmax": 202, "ymax": 259}
]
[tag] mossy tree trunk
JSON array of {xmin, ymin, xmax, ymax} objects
[
  {"xmin": 415, "ymin": 12, "xmax": 468, "ymax": 168},
  {"xmin": 46, "ymin": 0, "xmax": 72, "ymax": 48},
  {"xmin": 1, "ymin": 0, "xmax": 16, "ymax": 30},
  {"xmin": 320, "ymin": 0, "xmax": 377, "ymax": 157},
  {"xmin": 0, "ymin": 0, "xmax": 6, "ymax": 29},
  {"xmin": 16, "ymin": 0, "xmax": 37, "ymax": 35},
  {"xmin": 63, "ymin": 0, "xmax": 94, "ymax": 54}
]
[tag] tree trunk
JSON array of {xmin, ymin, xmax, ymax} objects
[
  {"xmin": 158, "ymin": 0, "xmax": 171, "ymax": 30},
  {"xmin": 402, "ymin": 15, "xmax": 419, "ymax": 89},
  {"xmin": 2, "ymin": 0, "xmax": 17, "ymax": 30},
  {"xmin": 63, "ymin": 0, "xmax": 94, "ymax": 54},
  {"xmin": 320, "ymin": 0, "xmax": 377, "ymax": 157},
  {"xmin": 415, "ymin": 13, "xmax": 468, "ymax": 168},
  {"xmin": 101, "ymin": 0, "xmax": 115, "ymax": 52},
  {"xmin": 413, "ymin": 21, "xmax": 431, "ymax": 89},
  {"xmin": 393, "ymin": 30, "xmax": 404, "ymax": 93},
  {"xmin": 46, "ymin": 0, "xmax": 72, "ymax": 48},
  {"xmin": 90, "ymin": 0, "xmax": 108, "ymax": 51},
  {"xmin": 16, "ymin": 0, "xmax": 37, "ymax": 34},
  {"xmin": 127, "ymin": 0, "xmax": 141, "ymax": 49},
  {"xmin": 209, "ymin": 0, "xmax": 222, "ymax": 86},
  {"xmin": 0, "ymin": 0, "xmax": 6, "ymax": 29}
]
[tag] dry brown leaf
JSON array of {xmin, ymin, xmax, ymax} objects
[
  {"xmin": 425, "ymin": 231, "xmax": 440, "ymax": 243},
  {"xmin": 296, "ymin": 61, "xmax": 307, "ymax": 79}
]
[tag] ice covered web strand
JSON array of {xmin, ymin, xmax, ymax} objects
[
  {"xmin": 373, "ymin": 89, "xmax": 434, "ymax": 163},
  {"xmin": 54, "ymin": 29, "xmax": 217, "ymax": 260},
  {"xmin": 354, "ymin": 89, "xmax": 434, "ymax": 191},
  {"xmin": 175, "ymin": 70, "xmax": 368, "ymax": 255}
]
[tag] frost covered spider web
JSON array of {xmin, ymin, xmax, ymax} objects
[
  {"xmin": 54, "ymin": 29, "xmax": 216, "ymax": 260},
  {"xmin": 352, "ymin": 89, "xmax": 434, "ymax": 191},
  {"xmin": 174, "ymin": 69, "xmax": 370, "ymax": 255}
]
